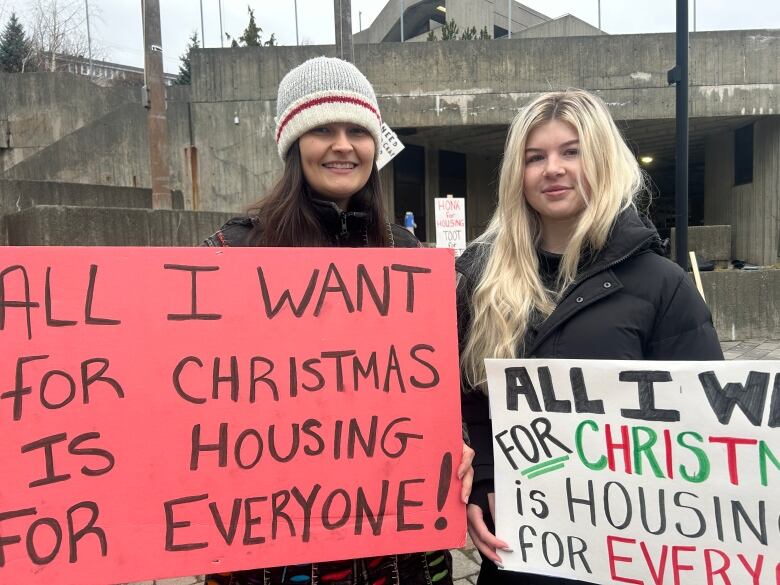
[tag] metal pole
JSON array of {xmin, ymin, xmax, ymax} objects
[
  {"xmin": 668, "ymin": 0, "xmax": 689, "ymax": 269},
  {"xmin": 199, "ymin": 0, "xmax": 205, "ymax": 47},
  {"xmin": 359, "ymin": 11, "xmax": 362, "ymax": 32},
  {"xmin": 219, "ymin": 0, "xmax": 224, "ymax": 47},
  {"xmin": 85, "ymin": 0, "xmax": 93, "ymax": 75},
  {"xmin": 693, "ymin": 0, "xmax": 696, "ymax": 31},
  {"xmin": 400, "ymin": 0, "xmax": 404, "ymax": 42},
  {"xmin": 598, "ymin": 0, "xmax": 601, "ymax": 30},
  {"xmin": 294, "ymin": 0, "xmax": 300, "ymax": 45},
  {"xmin": 142, "ymin": 0, "xmax": 172, "ymax": 209},
  {"xmin": 507, "ymin": 0, "xmax": 511, "ymax": 38}
]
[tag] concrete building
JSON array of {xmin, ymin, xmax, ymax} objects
[
  {"xmin": 353, "ymin": 0, "xmax": 602, "ymax": 43},
  {"xmin": 42, "ymin": 53, "xmax": 177, "ymax": 86}
]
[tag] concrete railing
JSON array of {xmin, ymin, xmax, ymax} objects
[
  {"xmin": 670, "ymin": 225, "xmax": 731, "ymax": 268},
  {"xmin": 701, "ymin": 269, "xmax": 779, "ymax": 341}
]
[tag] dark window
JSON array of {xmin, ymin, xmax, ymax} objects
[
  {"xmin": 393, "ymin": 144, "xmax": 427, "ymax": 241},
  {"xmin": 439, "ymin": 150, "xmax": 467, "ymax": 199},
  {"xmin": 494, "ymin": 25, "xmax": 508, "ymax": 39},
  {"xmin": 734, "ymin": 124, "xmax": 753, "ymax": 186}
]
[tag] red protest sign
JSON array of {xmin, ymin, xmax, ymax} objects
[{"xmin": 0, "ymin": 246, "xmax": 465, "ymax": 585}]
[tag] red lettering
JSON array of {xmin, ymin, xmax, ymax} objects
[
  {"xmin": 672, "ymin": 545, "xmax": 696, "ymax": 585},
  {"xmin": 708, "ymin": 437, "xmax": 758, "ymax": 485},
  {"xmin": 704, "ymin": 548, "xmax": 731, "ymax": 585},
  {"xmin": 640, "ymin": 541, "xmax": 668, "ymax": 585},
  {"xmin": 607, "ymin": 535, "xmax": 643, "ymax": 585},
  {"xmin": 606, "ymin": 424, "xmax": 632, "ymax": 474},
  {"xmin": 663, "ymin": 429, "xmax": 674, "ymax": 479},
  {"xmin": 737, "ymin": 553, "xmax": 764, "ymax": 585}
]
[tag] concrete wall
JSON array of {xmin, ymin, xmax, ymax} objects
[
  {"xmin": 0, "ymin": 178, "xmax": 183, "ymax": 214},
  {"xmin": 702, "ymin": 269, "xmax": 780, "ymax": 340},
  {"xmin": 516, "ymin": 15, "xmax": 605, "ymax": 39},
  {"xmin": 0, "ymin": 73, "xmax": 135, "ymax": 172},
  {"xmin": 5, "ymin": 205, "xmax": 233, "ymax": 246},
  {"xmin": 447, "ymin": 0, "xmax": 494, "ymax": 36},
  {"xmin": 670, "ymin": 225, "xmax": 732, "ymax": 267},
  {"xmin": 704, "ymin": 117, "xmax": 780, "ymax": 265}
]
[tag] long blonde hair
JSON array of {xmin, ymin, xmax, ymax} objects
[{"xmin": 461, "ymin": 89, "xmax": 644, "ymax": 391}]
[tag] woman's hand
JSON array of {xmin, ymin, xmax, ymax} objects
[
  {"xmin": 457, "ymin": 442, "xmax": 475, "ymax": 503},
  {"xmin": 467, "ymin": 493, "xmax": 511, "ymax": 565}
]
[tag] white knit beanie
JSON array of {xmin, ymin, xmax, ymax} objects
[{"xmin": 275, "ymin": 56, "xmax": 382, "ymax": 160}]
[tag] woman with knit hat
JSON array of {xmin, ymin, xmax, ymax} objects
[{"xmin": 203, "ymin": 56, "xmax": 473, "ymax": 585}]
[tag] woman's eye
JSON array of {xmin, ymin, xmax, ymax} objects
[
  {"xmin": 526, "ymin": 154, "xmax": 544, "ymax": 164},
  {"xmin": 311, "ymin": 127, "xmax": 330, "ymax": 134},
  {"xmin": 564, "ymin": 148, "xmax": 579, "ymax": 157},
  {"xmin": 349, "ymin": 127, "xmax": 369, "ymax": 135}
]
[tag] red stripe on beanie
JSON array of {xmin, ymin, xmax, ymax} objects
[{"xmin": 276, "ymin": 95, "xmax": 381, "ymax": 142}]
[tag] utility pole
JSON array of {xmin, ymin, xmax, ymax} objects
[
  {"xmin": 400, "ymin": 0, "xmax": 404, "ymax": 42},
  {"xmin": 199, "ymin": 0, "xmax": 205, "ymax": 47},
  {"xmin": 668, "ymin": 0, "xmax": 689, "ymax": 268},
  {"xmin": 294, "ymin": 0, "xmax": 300, "ymax": 45},
  {"xmin": 334, "ymin": 0, "xmax": 353, "ymax": 62},
  {"xmin": 219, "ymin": 0, "xmax": 224, "ymax": 47},
  {"xmin": 85, "ymin": 0, "xmax": 93, "ymax": 75},
  {"xmin": 142, "ymin": 0, "xmax": 172, "ymax": 208},
  {"xmin": 508, "ymin": 0, "xmax": 511, "ymax": 38},
  {"xmin": 598, "ymin": 0, "xmax": 601, "ymax": 30}
]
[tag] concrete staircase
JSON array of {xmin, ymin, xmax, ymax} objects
[{"xmin": 0, "ymin": 178, "xmax": 232, "ymax": 246}]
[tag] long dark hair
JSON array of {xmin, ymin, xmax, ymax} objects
[{"xmin": 246, "ymin": 143, "xmax": 390, "ymax": 247}]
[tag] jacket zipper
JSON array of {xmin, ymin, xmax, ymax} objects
[
  {"xmin": 557, "ymin": 234, "xmax": 656, "ymax": 303},
  {"xmin": 528, "ymin": 235, "xmax": 657, "ymax": 356}
]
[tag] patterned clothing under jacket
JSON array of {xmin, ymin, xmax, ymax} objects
[{"xmin": 201, "ymin": 199, "xmax": 454, "ymax": 585}]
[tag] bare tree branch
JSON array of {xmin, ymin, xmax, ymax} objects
[{"xmin": 24, "ymin": 0, "xmax": 104, "ymax": 71}]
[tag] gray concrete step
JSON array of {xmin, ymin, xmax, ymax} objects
[
  {"xmin": 0, "ymin": 178, "xmax": 184, "ymax": 216},
  {"xmin": 4, "ymin": 204, "xmax": 233, "ymax": 246}
]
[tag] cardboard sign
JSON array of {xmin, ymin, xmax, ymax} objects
[
  {"xmin": 486, "ymin": 359, "xmax": 779, "ymax": 584},
  {"xmin": 0, "ymin": 247, "xmax": 465, "ymax": 585},
  {"xmin": 377, "ymin": 123, "xmax": 405, "ymax": 170},
  {"xmin": 434, "ymin": 197, "xmax": 466, "ymax": 256}
]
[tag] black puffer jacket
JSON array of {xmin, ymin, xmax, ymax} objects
[
  {"xmin": 201, "ymin": 200, "xmax": 454, "ymax": 585},
  {"xmin": 203, "ymin": 198, "xmax": 421, "ymax": 249},
  {"xmin": 456, "ymin": 207, "xmax": 723, "ymax": 585}
]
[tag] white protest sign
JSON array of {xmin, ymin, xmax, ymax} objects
[
  {"xmin": 376, "ymin": 123, "xmax": 405, "ymax": 170},
  {"xmin": 434, "ymin": 197, "xmax": 466, "ymax": 256},
  {"xmin": 485, "ymin": 359, "xmax": 779, "ymax": 584}
]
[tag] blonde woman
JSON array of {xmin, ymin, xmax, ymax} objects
[{"xmin": 456, "ymin": 89, "xmax": 722, "ymax": 584}]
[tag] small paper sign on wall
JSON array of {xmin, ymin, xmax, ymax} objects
[
  {"xmin": 486, "ymin": 358, "xmax": 779, "ymax": 584},
  {"xmin": 377, "ymin": 123, "xmax": 405, "ymax": 170},
  {"xmin": 435, "ymin": 197, "xmax": 466, "ymax": 256}
]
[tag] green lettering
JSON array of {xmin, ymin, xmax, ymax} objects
[
  {"xmin": 575, "ymin": 419, "xmax": 607, "ymax": 471},
  {"xmin": 677, "ymin": 431, "xmax": 710, "ymax": 483},
  {"xmin": 632, "ymin": 426, "xmax": 664, "ymax": 478},
  {"xmin": 758, "ymin": 441, "xmax": 780, "ymax": 487}
]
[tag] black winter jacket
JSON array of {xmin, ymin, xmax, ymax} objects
[
  {"xmin": 201, "ymin": 200, "xmax": 453, "ymax": 585},
  {"xmin": 456, "ymin": 207, "xmax": 723, "ymax": 585}
]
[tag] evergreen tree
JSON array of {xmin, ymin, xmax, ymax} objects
[
  {"xmin": 460, "ymin": 26, "xmax": 477, "ymax": 40},
  {"xmin": 427, "ymin": 29, "xmax": 437, "ymax": 41},
  {"xmin": 440, "ymin": 19, "xmax": 459, "ymax": 40},
  {"xmin": 175, "ymin": 31, "xmax": 199, "ymax": 85},
  {"xmin": 238, "ymin": 6, "xmax": 262, "ymax": 46},
  {"xmin": 479, "ymin": 26, "xmax": 491, "ymax": 40},
  {"xmin": 0, "ymin": 13, "xmax": 35, "ymax": 72}
]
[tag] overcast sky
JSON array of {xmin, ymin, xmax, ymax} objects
[{"xmin": 2, "ymin": 0, "xmax": 778, "ymax": 74}]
